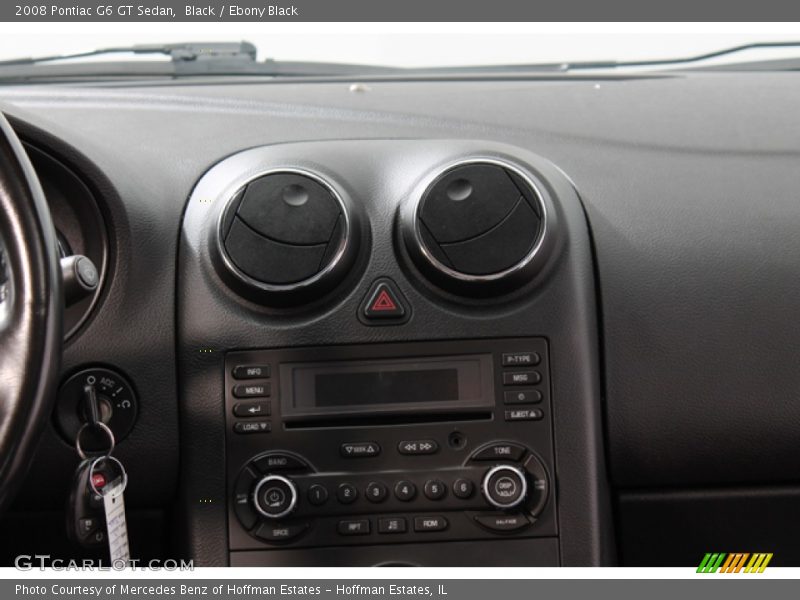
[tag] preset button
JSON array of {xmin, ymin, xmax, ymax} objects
[
  {"xmin": 336, "ymin": 483, "xmax": 358, "ymax": 504},
  {"xmin": 394, "ymin": 480, "xmax": 417, "ymax": 501}
]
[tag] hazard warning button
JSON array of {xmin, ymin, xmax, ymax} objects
[{"xmin": 360, "ymin": 278, "xmax": 409, "ymax": 324}]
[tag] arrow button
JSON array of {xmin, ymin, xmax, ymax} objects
[
  {"xmin": 233, "ymin": 401, "xmax": 271, "ymax": 418},
  {"xmin": 397, "ymin": 439, "xmax": 439, "ymax": 455}
]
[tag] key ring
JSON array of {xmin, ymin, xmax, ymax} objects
[
  {"xmin": 75, "ymin": 421, "xmax": 115, "ymax": 460},
  {"xmin": 88, "ymin": 455, "xmax": 128, "ymax": 497}
]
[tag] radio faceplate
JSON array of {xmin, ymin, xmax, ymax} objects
[{"xmin": 224, "ymin": 338, "xmax": 556, "ymax": 552}]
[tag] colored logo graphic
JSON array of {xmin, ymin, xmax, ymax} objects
[{"xmin": 697, "ymin": 553, "xmax": 773, "ymax": 573}]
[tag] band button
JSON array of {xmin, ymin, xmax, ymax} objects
[{"xmin": 252, "ymin": 453, "xmax": 307, "ymax": 473}]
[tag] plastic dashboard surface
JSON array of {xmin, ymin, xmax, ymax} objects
[{"xmin": 0, "ymin": 70, "xmax": 799, "ymax": 563}]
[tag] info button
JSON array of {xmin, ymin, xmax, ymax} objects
[{"xmin": 340, "ymin": 442, "xmax": 381, "ymax": 458}]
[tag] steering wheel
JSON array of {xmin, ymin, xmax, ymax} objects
[{"xmin": 0, "ymin": 112, "xmax": 62, "ymax": 511}]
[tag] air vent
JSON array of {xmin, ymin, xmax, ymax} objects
[
  {"xmin": 402, "ymin": 159, "xmax": 549, "ymax": 295},
  {"xmin": 215, "ymin": 170, "xmax": 358, "ymax": 305}
]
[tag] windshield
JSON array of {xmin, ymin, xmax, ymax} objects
[{"xmin": 1, "ymin": 24, "xmax": 799, "ymax": 75}]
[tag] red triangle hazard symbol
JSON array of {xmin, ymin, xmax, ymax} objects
[{"xmin": 371, "ymin": 289, "xmax": 397, "ymax": 311}]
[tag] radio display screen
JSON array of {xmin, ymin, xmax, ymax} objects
[
  {"xmin": 281, "ymin": 354, "xmax": 494, "ymax": 419},
  {"xmin": 315, "ymin": 368, "xmax": 459, "ymax": 407}
]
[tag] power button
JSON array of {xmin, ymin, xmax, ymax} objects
[{"xmin": 253, "ymin": 474, "xmax": 297, "ymax": 519}]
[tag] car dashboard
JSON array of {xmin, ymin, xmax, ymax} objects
[{"xmin": 1, "ymin": 71, "xmax": 799, "ymax": 566}]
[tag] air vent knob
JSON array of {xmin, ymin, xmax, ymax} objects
[
  {"xmin": 402, "ymin": 160, "xmax": 550, "ymax": 295},
  {"xmin": 214, "ymin": 170, "xmax": 359, "ymax": 305}
]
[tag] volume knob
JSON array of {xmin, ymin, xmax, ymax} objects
[
  {"xmin": 252, "ymin": 474, "xmax": 298, "ymax": 519},
  {"xmin": 481, "ymin": 465, "xmax": 528, "ymax": 510}
]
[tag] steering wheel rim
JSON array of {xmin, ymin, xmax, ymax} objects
[{"xmin": 0, "ymin": 112, "xmax": 62, "ymax": 511}]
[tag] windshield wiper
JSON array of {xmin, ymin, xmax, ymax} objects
[
  {"xmin": 0, "ymin": 40, "xmax": 406, "ymax": 82},
  {"xmin": 560, "ymin": 40, "xmax": 800, "ymax": 71},
  {"xmin": 0, "ymin": 41, "xmax": 259, "ymax": 67}
]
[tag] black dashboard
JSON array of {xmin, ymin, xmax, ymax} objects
[{"xmin": 2, "ymin": 70, "xmax": 800, "ymax": 566}]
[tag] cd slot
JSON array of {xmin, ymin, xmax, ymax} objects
[{"xmin": 283, "ymin": 410, "xmax": 493, "ymax": 430}]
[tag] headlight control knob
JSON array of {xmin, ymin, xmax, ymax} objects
[
  {"xmin": 481, "ymin": 464, "xmax": 528, "ymax": 510},
  {"xmin": 253, "ymin": 474, "xmax": 298, "ymax": 519}
]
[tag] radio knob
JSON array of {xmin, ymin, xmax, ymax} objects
[
  {"xmin": 481, "ymin": 465, "xmax": 528, "ymax": 510},
  {"xmin": 252, "ymin": 474, "xmax": 298, "ymax": 520}
]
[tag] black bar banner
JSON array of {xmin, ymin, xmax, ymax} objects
[{"xmin": 5, "ymin": 0, "xmax": 800, "ymax": 22}]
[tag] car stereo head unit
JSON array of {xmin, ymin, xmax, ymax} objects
[{"xmin": 223, "ymin": 337, "xmax": 556, "ymax": 558}]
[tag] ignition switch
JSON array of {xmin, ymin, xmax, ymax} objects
[{"xmin": 54, "ymin": 367, "xmax": 138, "ymax": 450}]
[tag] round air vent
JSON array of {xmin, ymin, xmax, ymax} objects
[
  {"xmin": 215, "ymin": 169, "xmax": 359, "ymax": 305},
  {"xmin": 402, "ymin": 159, "xmax": 549, "ymax": 295}
]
